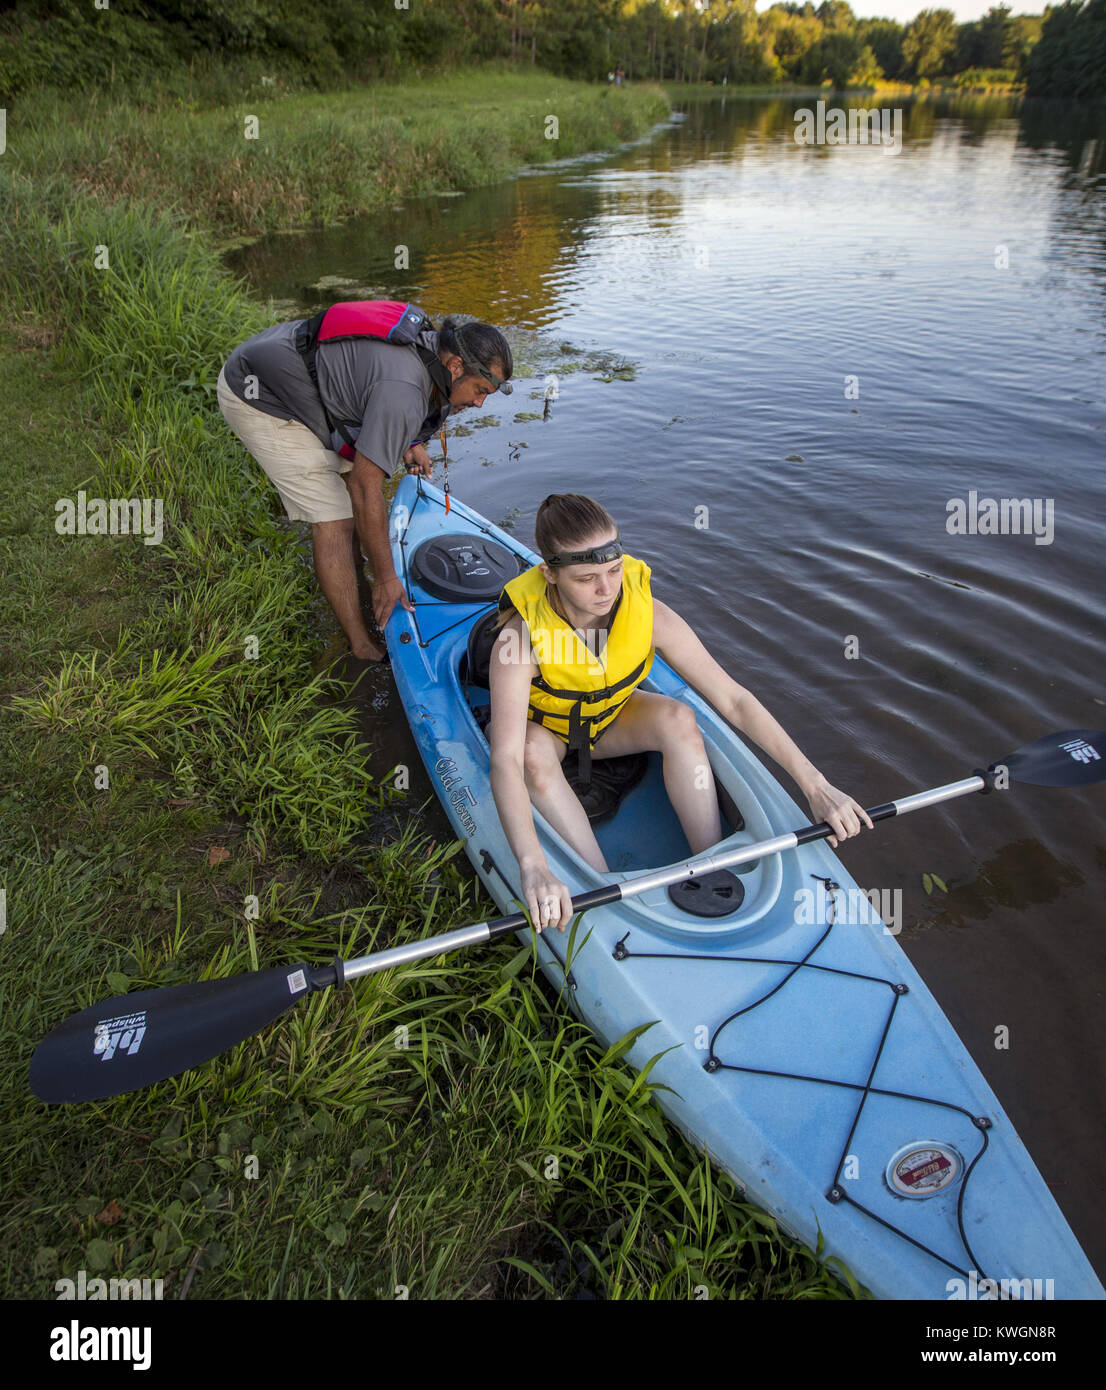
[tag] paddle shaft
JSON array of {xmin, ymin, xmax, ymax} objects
[{"xmin": 338, "ymin": 774, "xmax": 987, "ymax": 982}]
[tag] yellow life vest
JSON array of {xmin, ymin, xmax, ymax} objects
[{"xmin": 501, "ymin": 553, "xmax": 654, "ymax": 780}]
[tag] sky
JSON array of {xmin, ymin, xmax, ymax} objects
[{"xmin": 755, "ymin": 1, "xmax": 1041, "ymax": 22}]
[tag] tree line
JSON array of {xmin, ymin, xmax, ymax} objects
[{"xmin": 2, "ymin": 1, "xmax": 1103, "ymax": 100}]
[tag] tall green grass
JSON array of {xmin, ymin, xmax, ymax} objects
[
  {"xmin": 5, "ymin": 72, "xmax": 670, "ymax": 240},
  {"xmin": 0, "ymin": 184, "xmax": 376, "ymax": 857}
]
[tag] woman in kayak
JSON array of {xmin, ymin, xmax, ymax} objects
[{"xmin": 488, "ymin": 493, "xmax": 873, "ymax": 933}]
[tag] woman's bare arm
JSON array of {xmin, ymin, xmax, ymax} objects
[
  {"xmin": 652, "ymin": 600, "xmax": 873, "ymax": 846},
  {"xmin": 487, "ymin": 615, "xmax": 574, "ymax": 925},
  {"xmin": 488, "ymin": 616, "xmax": 544, "ymax": 867}
]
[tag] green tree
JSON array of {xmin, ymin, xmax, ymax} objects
[
  {"xmin": 858, "ymin": 17, "xmax": 905, "ymax": 80},
  {"xmin": 761, "ymin": 2, "xmax": 823, "ymax": 79},
  {"xmin": 953, "ymin": 5, "xmax": 1041, "ymax": 79},
  {"xmin": 978, "ymin": 3, "xmax": 1014, "ymax": 66},
  {"xmin": 802, "ymin": 29, "xmax": 864, "ymax": 85},
  {"xmin": 1025, "ymin": 0, "xmax": 1106, "ymax": 98},
  {"xmin": 816, "ymin": 0, "xmax": 856, "ymax": 29},
  {"xmin": 849, "ymin": 43, "xmax": 884, "ymax": 85},
  {"xmin": 954, "ymin": 19, "xmax": 986, "ymax": 72},
  {"xmin": 710, "ymin": 0, "xmax": 774, "ymax": 84},
  {"xmin": 902, "ymin": 7, "xmax": 958, "ymax": 79},
  {"xmin": 1006, "ymin": 13, "xmax": 1044, "ymax": 77}
]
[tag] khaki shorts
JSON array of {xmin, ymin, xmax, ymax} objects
[{"xmin": 217, "ymin": 367, "xmax": 354, "ymax": 524}]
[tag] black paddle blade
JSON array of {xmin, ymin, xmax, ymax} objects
[
  {"xmin": 998, "ymin": 730, "xmax": 1106, "ymax": 788},
  {"xmin": 30, "ymin": 963, "xmax": 315, "ymax": 1104}
]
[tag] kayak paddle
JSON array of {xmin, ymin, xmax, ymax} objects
[{"xmin": 29, "ymin": 729, "xmax": 1105, "ymax": 1104}]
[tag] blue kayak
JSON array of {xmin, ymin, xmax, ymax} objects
[{"xmin": 386, "ymin": 475, "xmax": 1103, "ymax": 1301}]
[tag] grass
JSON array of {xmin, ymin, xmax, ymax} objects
[
  {"xmin": 0, "ymin": 71, "xmax": 861, "ymax": 1301},
  {"xmin": 5, "ymin": 71, "xmax": 671, "ymax": 241},
  {"xmin": 4, "ymin": 834, "xmax": 856, "ymax": 1299}
]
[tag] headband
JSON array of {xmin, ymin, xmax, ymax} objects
[{"xmin": 542, "ymin": 539, "xmax": 624, "ymax": 567}]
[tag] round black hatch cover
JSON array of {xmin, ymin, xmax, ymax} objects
[
  {"xmin": 410, "ymin": 534, "xmax": 524, "ymax": 603},
  {"xmin": 667, "ymin": 870, "xmax": 746, "ymax": 918}
]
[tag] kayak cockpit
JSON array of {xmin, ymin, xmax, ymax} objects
[
  {"xmin": 463, "ymin": 685, "xmax": 741, "ymax": 870},
  {"xmin": 461, "ymin": 670, "xmax": 789, "ymax": 942},
  {"xmin": 417, "ymin": 541, "xmax": 790, "ymax": 937}
]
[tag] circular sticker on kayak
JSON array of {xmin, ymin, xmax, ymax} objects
[{"xmin": 886, "ymin": 1143, "xmax": 961, "ymax": 1198}]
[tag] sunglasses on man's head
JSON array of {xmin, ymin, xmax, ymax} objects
[{"xmin": 472, "ymin": 365, "xmax": 512, "ymax": 395}]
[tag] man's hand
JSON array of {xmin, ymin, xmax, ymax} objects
[
  {"xmin": 344, "ymin": 452, "xmax": 415, "ymax": 633},
  {"xmin": 373, "ymin": 574, "xmax": 414, "ymax": 631},
  {"xmin": 403, "ymin": 443, "xmax": 433, "ymax": 477}
]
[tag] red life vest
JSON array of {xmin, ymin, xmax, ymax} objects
[
  {"xmin": 311, "ymin": 300, "xmax": 430, "ymax": 349},
  {"xmin": 294, "ymin": 300, "xmax": 453, "ymax": 459}
]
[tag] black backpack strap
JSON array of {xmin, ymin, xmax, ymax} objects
[
  {"xmin": 293, "ymin": 311, "xmax": 355, "ymax": 448},
  {"xmin": 414, "ymin": 343, "xmax": 454, "ymax": 404},
  {"xmin": 293, "ymin": 309, "xmax": 327, "ymax": 388}
]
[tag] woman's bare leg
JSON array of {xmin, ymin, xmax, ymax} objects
[
  {"xmin": 522, "ymin": 722, "xmax": 610, "ymax": 873},
  {"xmin": 591, "ymin": 691, "xmax": 722, "ymax": 854}
]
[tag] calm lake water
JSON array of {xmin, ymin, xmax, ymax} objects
[{"xmin": 226, "ymin": 94, "xmax": 1106, "ymax": 1275}]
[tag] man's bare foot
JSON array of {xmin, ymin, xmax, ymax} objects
[{"xmin": 350, "ymin": 639, "xmax": 387, "ymax": 662}]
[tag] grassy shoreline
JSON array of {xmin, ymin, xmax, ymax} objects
[
  {"xmin": 8, "ymin": 72, "xmax": 670, "ymax": 241},
  {"xmin": 0, "ymin": 72, "xmax": 859, "ymax": 1300}
]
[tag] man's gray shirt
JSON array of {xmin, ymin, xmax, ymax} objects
[{"xmin": 222, "ymin": 320, "xmax": 442, "ymax": 473}]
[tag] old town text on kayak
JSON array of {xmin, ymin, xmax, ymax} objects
[{"xmin": 434, "ymin": 757, "xmax": 478, "ymax": 836}]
